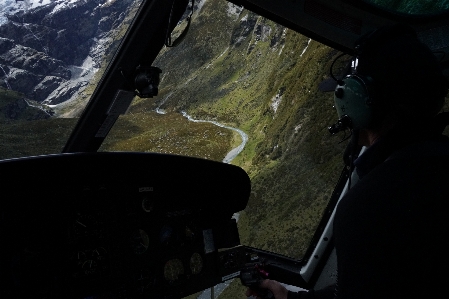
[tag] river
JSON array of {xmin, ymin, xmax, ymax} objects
[{"xmin": 180, "ymin": 111, "xmax": 248, "ymax": 164}]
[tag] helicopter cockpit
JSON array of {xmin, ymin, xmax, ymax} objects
[{"xmin": 1, "ymin": 0, "xmax": 449, "ymax": 298}]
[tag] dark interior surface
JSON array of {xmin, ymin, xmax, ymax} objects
[{"xmin": 0, "ymin": 153, "xmax": 250, "ymax": 298}]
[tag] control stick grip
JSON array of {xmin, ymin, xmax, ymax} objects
[{"xmin": 240, "ymin": 264, "xmax": 274, "ymax": 299}]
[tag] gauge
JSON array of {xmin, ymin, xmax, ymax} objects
[
  {"xmin": 82, "ymin": 260, "xmax": 98, "ymax": 275},
  {"xmin": 142, "ymin": 197, "xmax": 154, "ymax": 212},
  {"xmin": 92, "ymin": 247, "xmax": 108, "ymax": 261},
  {"xmin": 163, "ymin": 259, "xmax": 184, "ymax": 281},
  {"xmin": 76, "ymin": 251, "xmax": 87, "ymax": 261},
  {"xmin": 185, "ymin": 226, "xmax": 195, "ymax": 240},
  {"xmin": 72, "ymin": 214, "xmax": 96, "ymax": 236},
  {"xmin": 130, "ymin": 229, "xmax": 150, "ymax": 255},
  {"xmin": 190, "ymin": 253, "xmax": 203, "ymax": 274},
  {"xmin": 160, "ymin": 225, "xmax": 174, "ymax": 245},
  {"xmin": 137, "ymin": 268, "xmax": 155, "ymax": 294}
]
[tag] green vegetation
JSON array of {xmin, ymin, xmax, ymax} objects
[
  {"xmin": 0, "ymin": 118, "xmax": 76, "ymax": 159},
  {"xmin": 101, "ymin": 111, "xmax": 233, "ymax": 162},
  {"xmin": 0, "ymin": 88, "xmax": 76, "ymax": 159}
]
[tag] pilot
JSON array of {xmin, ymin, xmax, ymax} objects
[{"xmin": 247, "ymin": 24, "xmax": 449, "ymax": 299}]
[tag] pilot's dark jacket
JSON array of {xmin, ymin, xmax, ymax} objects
[{"xmin": 290, "ymin": 122, "xmax": 449, "ymax": 299}]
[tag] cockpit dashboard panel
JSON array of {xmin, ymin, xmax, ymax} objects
[{"xmin": 0, "ymin": 153, "xmax": 250, "ymax": 299}]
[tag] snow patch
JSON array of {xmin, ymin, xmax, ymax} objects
[
  {"xmin": 195, "ymin": 0, "xmax": 207, "ymax": 14},
  {"xmin": 227, "ymin": 2, "xmax": 243, "ymax": 18},
  {"xmin": 279, "ymin": 44, "xmax": 285, "ymax": 56},
  {"xmin": 300, "ymin": 38, "xmax": 311, "ymax": 57},
  {"xmin": 155, "ymin": 92, "xmax": 173, "ymax": 113},
  {"xmin": 0, "ymin": 65, "xmax": 12, "ymax": 89},
  {"xmin": 217, "ymin": 47, "xmax": 229, "ymax": 59},
  {"xmin": 206, "ymin": 47, "xmax": 229, "ymax": 69},
  {"xmin": 271, "ymin": 93, "xmax": 282, "ymax": 113},
  {"xmin": 0, "ymin": 0, "xmax": 112, "ymax": 25}
]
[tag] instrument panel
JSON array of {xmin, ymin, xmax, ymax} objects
[{"xmin": 0, "ymin": 153, "xmax": 250, "ymax": 299}]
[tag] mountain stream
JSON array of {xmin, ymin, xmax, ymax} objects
[{"xmin": 180, "ymin": 111, "xmax": 248, "ymax": 164}]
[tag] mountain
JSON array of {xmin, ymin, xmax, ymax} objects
[{"xmin": 0, "ymin": 0, "xmax": 140, "ymax": 107}]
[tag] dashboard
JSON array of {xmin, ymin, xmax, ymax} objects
[{"xmin": 0, "ymin": 153, "xmax": 250, "ymax": 299}]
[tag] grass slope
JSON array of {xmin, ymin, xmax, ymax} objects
[
  {"xmin": 0, "ymin": 88, "xmax": 77, "ymax": 159},
  {"xmin": 101, "ymin": 111, "xmax": 233, "ymax": 162}
]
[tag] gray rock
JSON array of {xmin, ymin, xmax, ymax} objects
[
  {"xmin": 29, "ymin": 75, "xmax": 65, "ymax": 102},
  {"xmin": 98, "ymin": 14, "xmax": 116, "ymax": 32},
  {"xmin": 0, "ymin": 22, "xmax": 57, "ymax": 53},
  {"xmin": 230, "ymin": 12, "xmax": 258, "ymax": 47},
  {"xmin": 0, "ymin": 45, "xmax": 71, "ymax": 79},
  {"xmin": 0, "ymin": 97, "xmax": 50, "ymax": 120},
  {"xmin": 8, "ymin": 67, "xmax": 41, "ymax": 94},
  {"xmin": 0, "ymin": 37, "xmax": 14, "ymax": 54},
  {"xmin": 44, "ymin": 80, "xmax": 88, "ymax": 105},
  {"xmin": 0, "ymin": 64, "xmax": 10, "ymax": 76},
  {"xmin": 40, "ymin": 1, "xmax": 105, "ymax": 41}
]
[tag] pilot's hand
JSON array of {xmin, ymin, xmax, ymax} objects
[{"xmin": 245, "ymin": 279, "xmax": 288, "ymax": 299}]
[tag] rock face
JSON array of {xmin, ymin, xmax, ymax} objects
[
  {"xmin": 29, "ymin": 75, "xmax": 65, "ymax": 102},
  {"xmin": 0, "ymin": 97, "xmax": 50, "ymax": 120},
  {"xmin": 0, "ymin": 0, "xmax": 140, "ymax": 105},
  {"xmin": 7, "ymin": 67, "xmax": 42, "ymax": 93}
]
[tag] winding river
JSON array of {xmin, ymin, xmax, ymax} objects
[{"xmin": 180, "ymin": 111, "xmax": 249, "ymax": 164}]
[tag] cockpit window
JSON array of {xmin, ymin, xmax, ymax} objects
[
  {"xmin": 0, "ymin": 0, "xmax": 143, "ymax": 159},
  {"xmin": 362, "ymin": 0, "xmax": 449, "ymax": 15},
  {"xmin": 102, "ymin": 1, "xmax": 346, "ymax": 260}
]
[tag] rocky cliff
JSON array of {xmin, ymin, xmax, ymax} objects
[{"xmin": 0, "ymin": 0, "xmax": 140, "ymax": 106}]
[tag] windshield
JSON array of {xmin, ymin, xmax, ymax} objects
[
  {"xmin": 101, "ymin": 0, "xmax": 347, "ymax": 262},
  {"xmin": 0, "ymin": 0, "xmax": 143, "ymax": 159},
  {"xmin": 362, "ymin": 0, "xmax": 449, "ymax": 15}
]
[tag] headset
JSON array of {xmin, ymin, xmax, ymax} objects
[
  {"xmin": 330, "ymin": 57, "xmax": 375, "ymax": 134},
  {"xmin": 328, "ymin": 24, "xmax": 447, "ymax": 135}
]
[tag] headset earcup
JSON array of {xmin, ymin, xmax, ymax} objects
[{"xmin": 334, "ymin": 75, "xmax": 373, "ymax": 129}]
